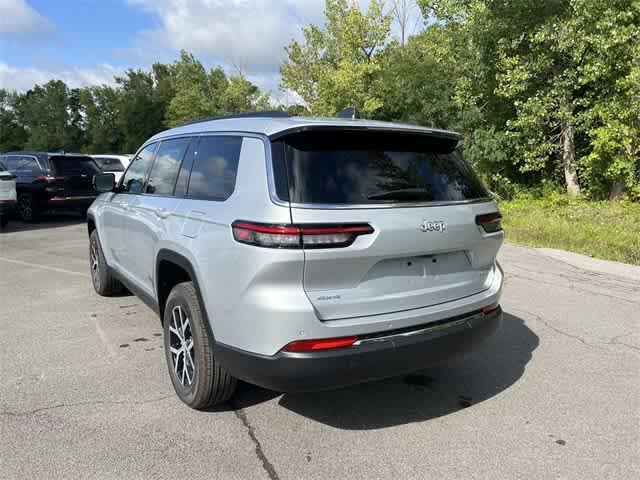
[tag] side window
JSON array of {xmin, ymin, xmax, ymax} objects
[
  {"xmin": 146, "ymin": 137, "xmax": 191, "ymax": 196},
  {"xmin": 3, "ymin": 156, "xmax": 17, "ymax": 171},
  {"xmin": 186, "ymin": 136, "xmax": 242, "ymax": 201},
  {"xmin": 174, "ymin": 138, "xmax": 199, "ymax": 198},
  {"xmin": 16, "ymin": 156, "xmax": 42, "ymax": 174},
  {"xmin": 121, "ymin": 143, "xmax": 157, "ymax": 194}
]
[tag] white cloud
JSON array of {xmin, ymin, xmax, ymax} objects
[
  {"xmin": 0, "ymin": 62, "xmax": 123, "ymax": 91},
  {"xmin": 127, "ymin": 0, "xmax": 327, "ymax": 74},
  {"xmin": 0, "ymin": 0, "xmax": 53, "ymax": 36}
]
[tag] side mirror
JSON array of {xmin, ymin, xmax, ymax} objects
[{"xmin": 94, "ymin": 173, "xmax": 116, "ymax": 193}]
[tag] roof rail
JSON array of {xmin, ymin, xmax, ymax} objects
[{"xmin": 178, "ymin": 110, "xmax": 290, "ymax": 127}]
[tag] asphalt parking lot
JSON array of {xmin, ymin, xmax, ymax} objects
[{"xmin": 1, "ymin": 216, "xmax": 639, "ymax": 479}]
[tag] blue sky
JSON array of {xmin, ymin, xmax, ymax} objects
[{"xmin": 0, "ymin": 0, "xmax": 422, "ymax": 96}]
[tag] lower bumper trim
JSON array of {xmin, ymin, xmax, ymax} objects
[{"xmin": 215, "ymin": 307, "xmax": 502, "ymax": 393}]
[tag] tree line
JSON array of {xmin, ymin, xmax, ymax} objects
[{"xmin": 1, "ymin": 0, "xmax": 638, "ymax": 200}]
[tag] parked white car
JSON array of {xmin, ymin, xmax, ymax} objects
[
  {"xmin": 92, "ymin": 155, "xmax": 132, "ymax": 183},
  {"xmin": 0, "ymin": 159, "xmax": 17, "ymax": 228}
]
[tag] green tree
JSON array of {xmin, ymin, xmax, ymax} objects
[
  {"xmin": 80, "ymin": 85, "xmax": 125, "ymax": 153},
  {"xmin": 164, "ymin": 51, "xmax": 222, "ymax": 127},
  {"xmin": 0, "ymin": 89, "xmax": 28, "ymax": 152},
  {"xmin": 116, "ymin": 69, "xmax": 167, "ymax": 152},
  {"xmin": 491, "ymin": 0, "xmax": 639, "ymax": 196},
  {"xmin": 14, "ymin": 80, "xmax": 83, "ymax": 151},
  {"xmin": 280, "ymin": 0, "xmax": 391, "ymax": 116}
]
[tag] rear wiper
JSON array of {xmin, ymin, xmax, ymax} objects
[{"xmin": 366, "ymin": 188, "xmax": 433, "ymax": 201}]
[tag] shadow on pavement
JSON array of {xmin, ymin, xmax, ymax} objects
[
  {"xmin": 1, "ymin": 212, "xmax": 85, "ymax": 233},
  {"xmin": 231, "ymin": 312, "xmax": 537, "ymax": 429}
]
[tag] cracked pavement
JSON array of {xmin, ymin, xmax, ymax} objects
[{"xmin": 1, "ymin": 218, "xmax": 638, "ymax": 479}]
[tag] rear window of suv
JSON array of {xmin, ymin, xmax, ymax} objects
[
  {"xmin": 51, "ymin": 156, "xmax": 101, "ymax": 175},
  {"xmin": 271, "ymin": 130, "xmax": 489, "ymax": 205},
  {"xmin": 94, "ymin": 157, "xmax": 125, "ymax": 172}
]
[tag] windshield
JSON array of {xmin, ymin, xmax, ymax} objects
[
  {"xmin": 271, "ymin": 130, "xmax": 489, "ymax": 205},
  {"xmin": 50, "ymin": 156, "xmax": 101, "ymax": 175},
  {"xmin": 94, "ymin": 157, "xmax": 125, "ymax": 172}
]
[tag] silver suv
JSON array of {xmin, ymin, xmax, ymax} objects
[{"xmin": 88, "ymin": 112, "xmax": 504, "ymax": 409}]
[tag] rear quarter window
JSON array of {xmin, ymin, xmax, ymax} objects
[
  {"xmin": 186, "ymin": 136, "xmax": 242, "ymax": 201},
  {"xmin": 272, "ymin": 130, "xmax": 489, "ymax": 205}
]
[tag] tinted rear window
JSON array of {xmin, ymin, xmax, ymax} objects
[
  {"xmin": 95, "ymin": 157, "xmax": 125, "ymax": 172},
  {"xmin": 186, "ymin": 136, "xmax": 242, "ymax": 201},
  {"xmin": 272, "ymin": 130, "xmax": 488, "ymax": 205},
  {"xmin": 51, "ymin": 157, "xmax": 101, "ymax": 175}
]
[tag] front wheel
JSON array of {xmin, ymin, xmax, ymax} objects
[
  {"xmin": 89, "ymin": 230, "xmax": 123, "ymax": 296},
  {"xmin": 163, "ymin": 282, "xmax": 237, "ymax": 409}
]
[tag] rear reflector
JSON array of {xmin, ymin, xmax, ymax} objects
[
  {"xmin": 283, "ymin": 336, "xmax": 358, "ymax": 352},
  {"xmin": 232, "ymin": 221, "xmax": 373, "ymax": 249},
  {"xmin": 482, "ymin": 303, "xmax": 500, "ymax": 314},
  {"xmin": 475, "ymin": 212, "xmax": 503, "ymax": 233}
]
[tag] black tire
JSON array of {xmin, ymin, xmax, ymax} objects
[
  {"xmin": 0, "ymin": 215, "xmax": 7, "ymax": 228},
  {"xmin": 17, "ymin": 193, "xmax": 39, "ymax": 222},
  {"xmin": 163, "ymin": 282, "xmax": 237, "ymax": 409},
  {"xmin": 89, "ymin": 230, "xmax": 123, "ymax": 296}
]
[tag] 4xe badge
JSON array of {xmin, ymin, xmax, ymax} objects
[{"xmin": 419, "ymin": 220, "xmax": 446, "ymax": 233}]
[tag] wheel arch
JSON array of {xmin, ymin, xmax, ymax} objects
[
  {"xmin": 87, "ymin": 213, "xmax": 96, "ymax": 237},
  {"xmin": 155, "ymin": 249, "xmax": 212, "ymax": 335}
]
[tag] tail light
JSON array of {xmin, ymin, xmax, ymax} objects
[
  {"xmin": 283, "ymin": 336, "xmax": 358, "ymax": 352},
  {"xmin": 232, "ymin": 221, "xmax": 373, "ymax": 249},
  {"xmin": 475, "ymin": 212, "xmax": 502, "ymax": 233},
  {"xmin": 482, "ymin": 303, "xmax": 500, "ymax": 314}
]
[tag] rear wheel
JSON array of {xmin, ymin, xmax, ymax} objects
[
  {"xmin": 163, "ymin": 282, "xmax": 237, "ymax": 409},
  {"xmin": 17, "ymin": 193, "xmax": 39, "ymax": 222},
  {"xmin": 89, "ymin": 230, "xmax": 123, "ymax": 296}
]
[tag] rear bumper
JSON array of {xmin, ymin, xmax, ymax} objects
[{"xmin": 215, "ymin": 307, "xmax": 502, "ymax": 393}]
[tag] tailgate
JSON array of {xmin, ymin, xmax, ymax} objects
[
  {"xmin": 293, "ymin": 203, "xmax": 503, "ymax": 320},
  {"xmin": 272, "ymin": 127, "xmax": 504, "ymax": 321}
]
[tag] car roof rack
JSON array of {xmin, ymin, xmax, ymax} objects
[{"xmin": 178, "ymin": 110, "xmax": 290, "ymax": 127}]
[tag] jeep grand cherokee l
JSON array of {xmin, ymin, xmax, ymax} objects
[
  {"xmin": 87, "ymin": 112, "xmax": 504, "ymax": 409},
  {"xmin": 0, "ymin": 152, "xmax": 101, "ymax": 221}
]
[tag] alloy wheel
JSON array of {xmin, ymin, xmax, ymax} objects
[
  {"xmin": 90, "ymin": 240, "xmax": 100, "ymax": 287},
  {"xmin": 18, "ymin": 196, "xmax": 32, "ymax": 220},
  {"xmin": 169, "ymin": 305, "xmax": 195, "ymax": 386}
]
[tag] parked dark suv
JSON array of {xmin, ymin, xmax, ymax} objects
[{"xmin": 0, "ymin": 152, "xmax": 101, "ymax": 221}]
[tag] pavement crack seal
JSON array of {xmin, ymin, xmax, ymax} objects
[
  {"xmin": 511, "ymin": 307, "xmax": 606, "ymax": 350},
  {"xmin": 0, "ymin": 395, "xmax": 174, "ymax": 417},
  {"xmin": 231, "ymin": 401, "xmax": 280, "ymax": 480}
]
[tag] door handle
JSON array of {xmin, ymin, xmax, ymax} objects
[{"xmin": 155, "ymin": 208, "xmax": 171, "ymax": 219}]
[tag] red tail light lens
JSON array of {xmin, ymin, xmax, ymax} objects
[
  {"xmin": 283, "ymin": 336, "xmax": 358, "ymax": 352},
  {"xmin": 475, "ymin": 212, "xmax": 503, "ymax": 233},
  {"xmin": 232, "ymin": 221, "xmax": 373, "ymax": 249},
  {"xmin": 482, "ymin": 303, "xmax": 500, "ymax": 314}
]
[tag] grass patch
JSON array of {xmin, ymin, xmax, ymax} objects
[{"xmin": 499, "ymin": 194, "xmax": 640, "ymax": 266}]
